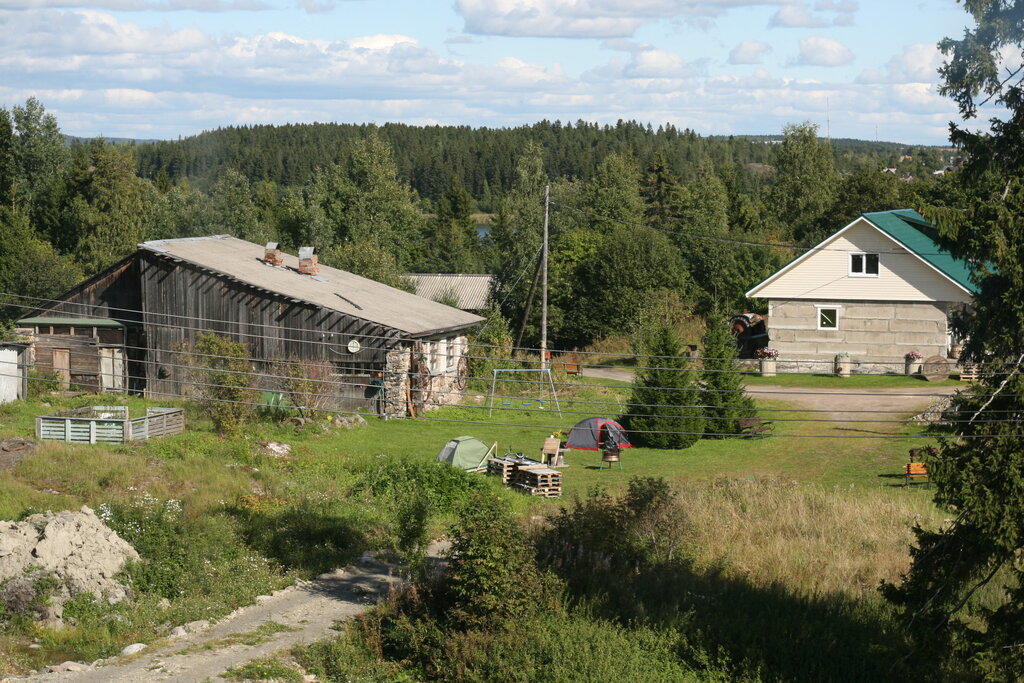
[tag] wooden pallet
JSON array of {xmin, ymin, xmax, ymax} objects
[
  {"xmin": 512, "ymin": 467, "xmax": 563, "ymax": 488},
  {"xmin": 487, "ymin": 457, "xmax": 546, "ymax": 484},
  {"xmin": 958, "ymin": 362, "xmax": 982, "ymax": 382},
  {"xmin": 512, "ymin": 483, "xmax": 563, "ymax": 498}
]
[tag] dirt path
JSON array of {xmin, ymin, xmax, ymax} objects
[
  {"xmin": 15, "ymin": 543, "xmax": 449, "ymax": 683},
  {"xmin": 583, "ymin": 366, "xmax": 960, "ymax": 425}
]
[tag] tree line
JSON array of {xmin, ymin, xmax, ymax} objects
[{"xmin": 1, "ymin": 99, "xmax": 958, "ymax": 351}]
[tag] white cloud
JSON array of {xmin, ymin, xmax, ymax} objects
[
  {"xmin": 769, "ymin": 3, "xmax": 826, "ymax": 28},
  {"xmin": 0, "ymin": 0, "xmax": 270, "ymax": 10},
  {"xmin": 769, "ymin": 0, "xmax": 857, "ymax": 28},
  {"xmin": 454, "ymin": 0, "xmax": 799, "ymax": 39},
  {"xmin": 346, "ymin": 34, "xmax": 418, "ymax": 50},
  {"xmin": 0, "ymin": 6, "xmax": 957, "ymax": 144},
  {"xmin": 729, "ymin": 40, "xmax": 771, "ymax": 65},
  {"xmin": 857, "ymin": 43, "xmax": 942, "ymax": 84},
  {"xmin": 795, "ymin": 36, "xmax": 854, "ymax": 67}
]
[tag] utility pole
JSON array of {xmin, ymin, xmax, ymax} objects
[{"xmin": 540, "ymin": 184, "xmax": 550, "ymax": 370}]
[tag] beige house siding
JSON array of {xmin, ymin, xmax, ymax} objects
[
  {"xmin": 768, "ymin": 299, "xmax": 951, "ymax": 370},
  {"xmin": 752, "ymin": 219, "xmax": 972, "ymax": 304}
]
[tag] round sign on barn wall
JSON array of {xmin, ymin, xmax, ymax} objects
[
  {"xmin": 347, "ymin": 339, "xmax": 361, "ymax": 354},
  {"xmin": 922, "ymin": 356, "xmax": 950, "ymax": 382}
]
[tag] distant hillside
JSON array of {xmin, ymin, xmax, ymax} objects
[{"xmin": 131, "ymin": 120, "xmax": 942, "ymax": 204}]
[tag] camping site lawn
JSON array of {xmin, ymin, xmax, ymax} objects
[{"xmin": 0, "ymin": 374, "xmax": 941, "ymax": 518}]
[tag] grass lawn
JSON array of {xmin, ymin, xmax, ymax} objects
[
  {"xmin": 0, "ymin": 373, "xmax": 942, "ymax": 519},
  {"xmin": 743, "ymin": 372, "xmax": 964, "ymax": 388}
]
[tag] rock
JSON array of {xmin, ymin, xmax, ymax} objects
[
  {"xmin": 0, "ymin": 438, "xmax": 37, "ymax": 471},
  {"xmin": 157, "ymin": 598, "xmax": 171, "ymax": 609},
  {"xmin": 0, "ymin": 506, "xmax": 139, "ymax": 627},
  {"xmin": 168, "ymin": 626, "xmax": 187, "ymax": 638},
  {"xmin": 183, "ymin": 619, "xmax": 210, "ymax": 633},
  {"xmin": 255, "ymin": 595, "xmax": 273, "ymax": 603},
  {"xmin": 119, "ymin": 643, "xmax": 146, "ymax": 656},
  {"xmin": 46, "ymin": 661, "xmax": 92, "ymax": 673},
  {"xmin": 258, "ymin": 441, "xmax": 292, "ymax": 457}
]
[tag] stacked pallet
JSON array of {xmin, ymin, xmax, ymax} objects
[
  {"xmin": 511, "ymin": 466, "xmax": 563, "ymax": 498},
  {"xmin": 958, "ymin": 362, "xmax": 982, "ymax": 382},
  {"xmin": 487, "ymin": 456, "xmax": 543, "ymax": 483},
  {"xmin": 487, "ymin": 457, "xmax": 562, "ymax": 497}
]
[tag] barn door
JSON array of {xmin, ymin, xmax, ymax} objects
[
  {"xmin": 52, "ymin": 348, "xmax": 71, "ymax": 390},
  {"xmin": 99, "ymin": 348, "xmax": 126, "ymax": 392},
  {"xmin": 0, "ymin": 348, "xmax": 17, "ymax": 404}
]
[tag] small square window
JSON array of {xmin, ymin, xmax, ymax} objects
[
  {"xmin": 818, "ymin": 307, "xmax": 839, "ymax": 330},
  {"xmin": 850, "ymin": 252, "xmax": 879, "ymax": 276}
]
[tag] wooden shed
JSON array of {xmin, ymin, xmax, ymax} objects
[{"xmin": 20, "ymin": 236, "xmax": 484, "ymax": 415}]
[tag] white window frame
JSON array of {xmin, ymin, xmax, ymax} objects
[
  {"xmin": 849, "ymin": 252, "xmax": 880, "ymax": 278},
  {"xmin": 816, "ymin": 305, "xmax": 841, "ymax": 330},
  {"xmin": 445, "ymin": 337, "xmax": 459, "ymax": 373}
]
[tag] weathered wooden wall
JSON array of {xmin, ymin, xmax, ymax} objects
[
  {"xmin": 33, "ymin": 257, "xmax": 143, "ymax": 323},
  {"xmin": 138, "ymin": 252, "xmax": 404, "ymax": 402}
]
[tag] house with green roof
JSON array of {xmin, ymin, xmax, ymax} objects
[{"xmin": 745, "ymin": 209, "xmax": 977, "ymax": 371}]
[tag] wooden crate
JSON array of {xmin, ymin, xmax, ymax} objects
[{"xmin": 36, "ymin": 406, "xmax": 185, "ymax": 444}]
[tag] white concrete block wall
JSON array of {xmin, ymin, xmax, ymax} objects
[{"xmin": 766, "ymin": 300, "xmax": 950, "ymax": 368}]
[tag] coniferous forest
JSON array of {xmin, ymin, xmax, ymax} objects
[{"xmin": 1, "ymin": 98, "xmax": 959, "ymax": 349}]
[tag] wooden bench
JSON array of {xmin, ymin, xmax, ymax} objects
[
  {"xmin": 738, "ymin": 417, "xmax": 774, "ymax": 437},
  {"xmin": 905, "ymin": 461, "xmax": 930, "ymax": 487}
]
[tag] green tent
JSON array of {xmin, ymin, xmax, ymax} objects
[{"xmin": 436, "ymin": 436, "xmax": 495, "ymax": 472}]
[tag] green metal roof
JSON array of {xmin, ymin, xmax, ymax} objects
[
  {"xmin": 17, "ymin": 316, "xmax": 127, "ymax": 328},
  {"xmin": 861, "ymin": 209, "xmax": 979, "ymax": 295}
]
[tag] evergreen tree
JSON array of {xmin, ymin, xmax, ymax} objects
[
  {"xmin": 63, "ymin": 140, "xmax": 147, "ymax": 275},
  {"xmin": 621, "ymin": 324, "xmax": 704, "ymax": 449},
  {"xmin": 700, "ymin": 312, "xmax": 755, "ymax": 438},
  {"xmin": 419, "ymin": 178, "xmax": 479, "ymax": 272},
  {"xmin": 882, "ymin": 2, "xmax": 1024, "ymax": 677},
  {"xmin": 210, "ymin": 168, "xmax": 271, "ymax": 243},
  {"xmin": 0, "ymin": 206, "xmax": 81, "ymax": 322},
  {"xmin": 767, "ymin": 122, "xmax": 840, "ymax": 243}
]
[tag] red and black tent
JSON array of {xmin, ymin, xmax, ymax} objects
[{"xmin": 566, "ymin": 417, "xmax": 632, "ymax": 451}]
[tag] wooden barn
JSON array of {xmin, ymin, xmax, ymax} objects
[{"xmin": 18, "ymin": 236, "xmax": 483, "ymax": 415}]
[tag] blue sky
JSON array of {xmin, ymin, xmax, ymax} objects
[{"xmin": 0, "ymin": 0, "xmax": 980, "ymax": 143}]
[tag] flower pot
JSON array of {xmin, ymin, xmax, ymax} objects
[
  {"xmin": 834, "ymin": 354, "xmax": 851, "ymax": 378},
  {"xmin": 759, "ymin": 359, "xmax": 777, "ymax": 377},
  {"xmin": 905, "ymin": 360, "xmax": 922, "ymax": 376}
]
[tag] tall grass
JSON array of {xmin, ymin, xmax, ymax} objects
[
  {"xmin": 671, "ymin": 477, "xmax": 941, "ymax": 599},
  {"xmin": 300, "ymin": 477, "xmax": 946, "ymax": 681}
]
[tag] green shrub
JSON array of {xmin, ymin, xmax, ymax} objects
[
  {"xmin": 183, "ymin": 333, "xmax": 257, "ymax": 436},
  {"xmin": 98, "ymin": 493, "xmax": 279, "ymax": 602},
  {"xmin": 26, "ymin": 368, "xmax": 61, "ymax": 399}
]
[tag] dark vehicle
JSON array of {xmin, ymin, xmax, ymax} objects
[{"xmin": 731, "ymin": 312, "xmax": 770, "ymax": 358}]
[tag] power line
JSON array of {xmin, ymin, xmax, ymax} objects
[
  {"xmin": 550, "ymin": 201, "xmax": 971, "ymax": 259},
  {"xmin": 2, "ymin": 290, "xmax": 999, "ymax": 374}
]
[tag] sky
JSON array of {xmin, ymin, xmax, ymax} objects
[{"xmin": 0, "ymin": 0, "xmax": 982, "ymax": 143}]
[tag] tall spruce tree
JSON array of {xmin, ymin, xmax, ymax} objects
[
  {"xmin": 621, "ymin": 324, "xmax": 704, "ymax": 449},
  {"xmin": 700, "ymin": 312, "xmax": 755, "ymax": 438},
  {"xmin": 882, "ymin": 2, "xmax": 1024, "ymax": 677}
]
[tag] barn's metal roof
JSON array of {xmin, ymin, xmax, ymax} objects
[
  {"xmin": 407, "ymin": 274, "xmax": 493, "ymax": 310},
  {"xmin": 16, "ymin": 317, "xmax": 126, "ymax": 328},
  {"xmin": 138, "ymin": 236, "xmax": 483, "ymax": 337}
]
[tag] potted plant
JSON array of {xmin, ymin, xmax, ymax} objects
[
  {"xmin": 755, "ymin": 347, "xmax": 779, "ymax": 377},
  {"xmin": 905, "ymin": 350, "xmax": 925, "ymax": 375},
  {"xmin": 834, "ymin": 351, "xmax": 851, "ymax": 378}
]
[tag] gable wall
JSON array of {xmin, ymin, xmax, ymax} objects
[{"xmin": 753, "ymin": 220, "xmax": 972, "ymax": 303}]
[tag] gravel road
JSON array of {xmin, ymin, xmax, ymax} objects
[
  {"xmin": 582, "ymin": 366, "xmax": 961, "ymax": 425},
  {"xmin": 13, "ymin": 542, "xmax": 450, "ymax": 683}
]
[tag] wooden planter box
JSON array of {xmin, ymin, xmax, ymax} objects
[{"xmin": 36, "ymin": 406, "xmax": 185, "ymax": 444}]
